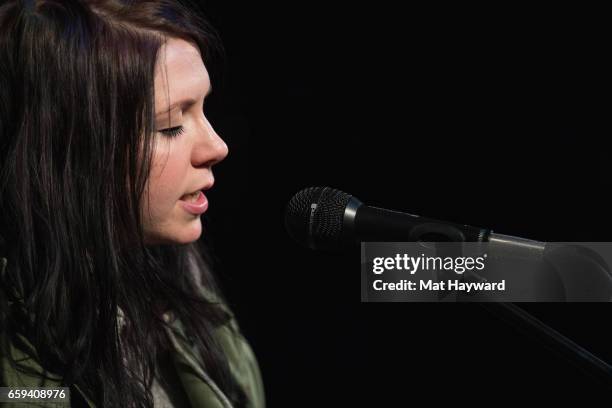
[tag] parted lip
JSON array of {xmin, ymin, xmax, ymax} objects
[{"xmin": 184, "ymin": 180, "xmax": 214, "ymax": 196}]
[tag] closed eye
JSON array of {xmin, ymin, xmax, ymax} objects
[{"xmin": 159, "ymin": 126, "xmax": 185, "ymax": 138}]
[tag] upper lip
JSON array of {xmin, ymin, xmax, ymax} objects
[{"xmin": 187, "ymin": 180, "xmax": 214, "ymax": 195}]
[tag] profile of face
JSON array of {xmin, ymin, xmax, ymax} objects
[{"xmin": 142, "ymin": 37, "xmax": 228, "ymax": 246}]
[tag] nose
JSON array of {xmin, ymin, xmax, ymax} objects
[{"xmin": 193, "ymin": 115, "xmax": 229, "ymax": 168}]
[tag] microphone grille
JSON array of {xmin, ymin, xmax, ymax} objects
[{"xmin": 285, "ymin": 187, "xmax": 352, "ymax": 250}]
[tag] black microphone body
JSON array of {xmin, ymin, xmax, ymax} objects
[
  {"xmin": 285, "ymin": 187, "xmax": 546, "ymax": 259},
  {"xmin": 350, "ymin": 203, "xmax": 489, "ymax": 243}
]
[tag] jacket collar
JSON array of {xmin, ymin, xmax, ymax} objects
[{"xmin": 164, "ymin": 315, "xmax": 234, "ymax": 408}]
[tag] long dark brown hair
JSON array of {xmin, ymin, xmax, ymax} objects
[{"xmin": 0, "ymin": 0, "xmax": 247, "ymax": 406}]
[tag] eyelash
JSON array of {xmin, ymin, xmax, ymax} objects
[{"xmin": 159, "ymin": 125, "xmax": 185, "ymax": 138}]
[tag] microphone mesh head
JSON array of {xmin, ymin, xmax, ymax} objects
[{"xmin": 284, "ymin": 187, "xmax": 352, "ymax": 250}]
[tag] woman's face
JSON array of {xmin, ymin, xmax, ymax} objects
[{"xmin": 142, "ymin": 37, "xmax": 228, "ymax": 245}]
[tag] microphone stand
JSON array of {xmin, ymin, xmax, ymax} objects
[
  {"xmin": 431, "ymin": 236, "xmax": 612, "ymax": 388},
  {"xmin": 478, "ymin": 301, "xmax": 612, "ymax": 388}
]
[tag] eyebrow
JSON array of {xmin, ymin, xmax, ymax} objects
[{"xmin": 155, "ymin": 85, "xmax": 213, "ymax": 118}]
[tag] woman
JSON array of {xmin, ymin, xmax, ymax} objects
[{"xmin": 0, "ymin": 0, "xmax": 265, "ymax": 407}]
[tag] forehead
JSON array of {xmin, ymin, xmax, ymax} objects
[{"xmin": 154, "ymin": 37, "xmax": 210, "ymax": 108}]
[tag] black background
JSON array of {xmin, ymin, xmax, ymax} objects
[{"xmin": 195, "ymin": 2, "xmax": 611, "ymax": 404}]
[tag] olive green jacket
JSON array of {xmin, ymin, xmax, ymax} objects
[{"xmin": 0, "ymin": 257, "xmax": 266, "ymax": 407}]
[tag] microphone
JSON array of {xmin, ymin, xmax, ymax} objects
[
  {"xmin": 284, "ymin": 186, "xmax": 546, "ymax": 257},
  {"xmin": 284, "ymin": 187, "xmax": 612, "ymax": 382}
]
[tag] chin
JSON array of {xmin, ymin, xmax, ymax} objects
[
  {"xmin": 145, "ymin": 223, "xmax": 202, "ymax": 246},
  {"xmin": 145, "ymin": 217, "xmax": 202, "ymax": 245},
  {"xmin": 171, "ymin": 222, "xmax": 203, "ymax": 244}
]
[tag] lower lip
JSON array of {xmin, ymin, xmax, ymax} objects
[{"xmin": 179, "ymin": 190, "xmax": 208, "ymax": 215}]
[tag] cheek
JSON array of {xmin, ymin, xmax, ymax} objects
[{"xmin": 146, "ymin": 149, "xmax": 188, "ymax": 214}]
